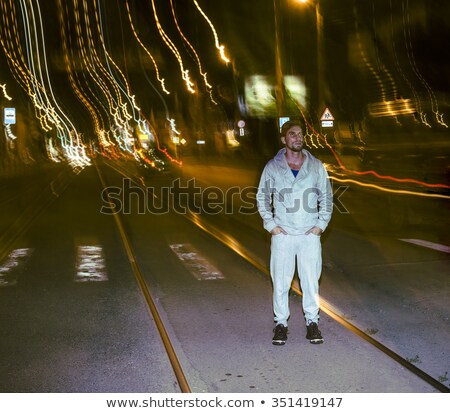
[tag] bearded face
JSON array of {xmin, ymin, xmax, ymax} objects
[{"xmin": 282, "ymin": 126, "xmax": 304, "ymax": 152}]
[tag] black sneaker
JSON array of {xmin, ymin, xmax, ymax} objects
[
  {"xmin": 306, "ymin": 322, "xmax": 324, "ymax": 344},
  {"xmin": 272, "ymin": 324, "xmax": 288, "ymax": 345}
]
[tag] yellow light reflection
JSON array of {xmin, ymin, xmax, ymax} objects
[{"xmin": 368, "ymin": 98, "xmax": 416, "ymax": 118}]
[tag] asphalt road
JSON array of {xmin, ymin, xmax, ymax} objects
[{"xmin": 0, "ymin": 160, "xmax": 447, "ymax": 392}]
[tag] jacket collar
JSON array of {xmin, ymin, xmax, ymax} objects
[{"xmin": 274, "ymin": 147, "xmax": 311, "ymax": 176}]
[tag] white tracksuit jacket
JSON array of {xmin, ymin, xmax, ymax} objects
[
  {"xmin": 256, "ymin": 148, "xmax": 333, "ymax": 326},
  {"xmin": 256, "ymin": 148, "xmax": 333, "ymax": 234}
]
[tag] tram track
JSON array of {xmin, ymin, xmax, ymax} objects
[
  {"xmin": 182, "ymin": 211, "xmax": 449, "ymax": 393},
  {"xmin": 96, "ymin": 163, "xmax": 191, "ymax": 393},
  {"xmin": 100, "ymin": 161, "xmax": 449, "ymax": 393}
]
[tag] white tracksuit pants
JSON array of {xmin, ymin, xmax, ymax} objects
[{"xmin": 270, "ymin": 233, "xmax": 322, "ymax": 326}]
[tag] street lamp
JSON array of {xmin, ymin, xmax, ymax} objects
[
  {"xmin": 273, "ymin": 0, "xmax": 285, "ymax": 118},
  {"xmin": 290, "ymin": 0, "xmax": 324, "ymax": 120},
  {"xmin": 274, "ymin": 0, "xmax": 323, "ymax": 121}
]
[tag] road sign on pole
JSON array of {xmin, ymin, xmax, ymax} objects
[
  {"xmin": 320, "ymin": 107, "xmax": 334, "ymax": 120},
  {"xmin": 320, "ymin": 107, "xmax": 334, "ymax": 127},
  {"xmin": 4, "ymin": 108, "xmax": 16, "ymax": 124}
]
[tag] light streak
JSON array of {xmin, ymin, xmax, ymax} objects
[
  {"xmin": 329, "ymin": 176, "xmax": 450, "ymax": 200},
  {"xmin": 94, "ymin": 0, "xmax": 142, "ymax": 117},
  {"xmin": 325, "ymin": 140, "xmax": 450, "ymax": 189},
  {"xmin": 57, "ymin": 0, "xmax": 108, "ymax": 151},
  {"xmin": 150, "ymin": 0, "xmax": 195, "ymax": 93},
  {"xmin": 125, "ymin": 0, "xmax": 169, "ymax": 95},
  {"xmin": 79, "ymin": 0, "xmax": 129, "ymax": 128},
  {"xmin": 306, "ymin": 126, "xmax": 324, "ymax": 149},
  {"xmin": 169, "ymin": 0, "xmax": 214, "ymax": 98},
  {"xmin": 0, "ymin": 83, "xmax": 12, "ymax": 100},
  {"xmin": 0, "ymin": 2, "xmax": 37, "ymax": 118},
  {"xmin": 297, "ymin": 106, "xmax": 450, "ymax": 191},
  {"xmin": 0, "ymin": 1, "xmax": 229, "ymax": 167},
  {"xmin": 137, "ymin": 52, "xmax": 183, "ymax": 166},
  {"xmin": 192, "ymin": 0, "xmax": 230, "ymax": 63},
  {"xmin": 21, "ymin": 0, "xmax": 70, "ymax": 141},
  {"xmin": 354, "ymin": 4, "xmax": 418, "ymax": 121},
  {"xmin": 368, "ymin": 98, "xmax": 416, "ymax": 118},
  {"xmin": 402, "ymin": 0, "xmax": 447, "ymax": 127},
  {"xmin": 7, "ymin": 0, "xmax": 89, "ymax": 165},
  {"xmin": 4, "ymin": 124, "xmax": 16, "ymax": 140},
  {"xmin": 389, "ymin": 0, "xmax": 428, "ymax": 126},
  {"xmin": 70, "ymin": 0, "xmax": 117, "ymax": 150},
  {"xmin": 370, "ymin": 1, "xmax": 400, "ymax": 105},
  {"xmin": 1, "ymin": 1, "xmax": 55, "ymax": 132},
  {"xmin": 144, "ymin": 118, "xmax": 182, "ymax": 166},
  {"xmin": 353, "ymin": 4, "xmax": 389, "ymax": 104},
  {"xmin": 69, "ymin": 0, "xmax": 138, "ymax": 156},
  {"xmin": 0, "ymin": 0, "xmax": 91, "ymax": 167},
  {"xmin": 46, "ymin": 137, "xmax": 61, "ymax": 162},
  {"xmin": 169, "ymin": 118, "xmax": 180, "ymax": 135},
  {"xmin": 32, "ymin": 0, "xmax": 78, "ymax": 140}
]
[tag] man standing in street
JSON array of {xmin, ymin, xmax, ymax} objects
[{"xmin": 257, "ymin": 119, "xmax": 333, "ymax": 345}]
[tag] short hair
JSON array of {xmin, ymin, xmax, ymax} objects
[{"xmin": 280, "ymin": 119, "xmax": 305, "ymax": 137}]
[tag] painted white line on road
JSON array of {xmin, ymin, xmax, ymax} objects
[
  {"xmin": 169, "ymin": 244, "xmax": 224, "ymax": 280},
  {"xmin": 0, "ymin": 248, "xmax": 33, "ymax": 287},
  {"xmin": 399, "ymin": 238, "xmax": 450, "ymax": 254},
  {"xmin": 75, "ymin": 245, "xmax": 108, "ymax": 282}
]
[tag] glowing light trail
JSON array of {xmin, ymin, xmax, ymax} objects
[
  {"xmin": 402, "ymin": 0, "xmax": 447, "ymax": 127},
  {"xmin": 57, "ymin": 0, "xmax": 107, "ymax": 149},
  {"xmin": 169, "ymin": 0, "xmax": 213, "ymax": 94},
  {"xmin": 329, "ymin": 176, "xmax": 450, "ymax": 200},
  {"xmin": 125, "ymin": 0, "xmax": 170, "ymax": 95},
  {"xmin": 389, "ymin": 0, "xmax": 428, "ymax": 126},
  {"xmin": 150, "ymin": 0, "xmax": 195, "ymax": 93},
  {"xmin": 0, "ymin": 83, "xmax": 12, "ymax": 100},
  {"xmin": 0, "ymin": 0, "xmax": 90, "ymax": 165},
  {"xmin": 298, "ymin": 109, "xmax": 450, "ymax": 191},
  {"xmin": 325, "ymin": 142, "xmax": 450, "ymax": 190},
  {"xmin": 94, "ymin": 0, "xmax": 141, "ymax": 116},
  {"xmin": 192, "ymin": 0, "xmax": 230, "ymax": 63}
]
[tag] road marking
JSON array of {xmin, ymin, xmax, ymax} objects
[
  {"xmin": 399, "ymin": 238, "xmax": 450, "ymax": 254},
  {"xmin": 169, "ymin": 244, "xmax": 224, "ymax": 280},
  {"xmin": 75, "ymin": 245, "xmax": 108, "ymax": 282},
  {"xmin": 0, "ymin": 248, "xmax": 33, "ymax": 287}
]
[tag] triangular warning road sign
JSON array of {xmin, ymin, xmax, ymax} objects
[{"xmin": 320, "ymin": 108, "xmax": 334, "ymax": 121}]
